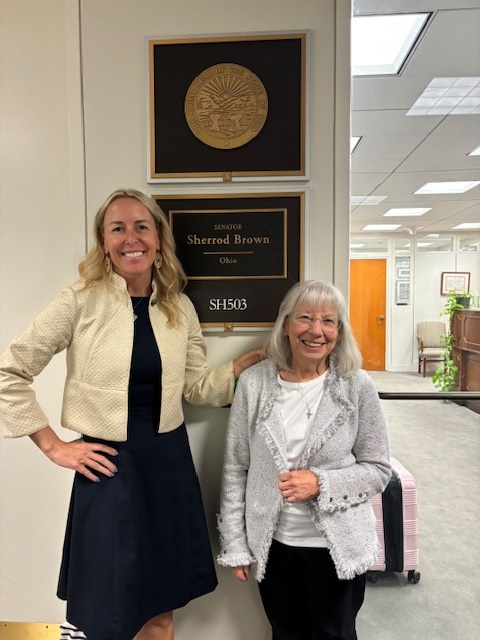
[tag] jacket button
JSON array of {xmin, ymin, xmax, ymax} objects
[{"xmin": 343, "ymin": 495, "xmax": 348, "ymax": 500}]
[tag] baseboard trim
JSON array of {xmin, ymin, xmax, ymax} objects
[{"xmin": 0, "ymin": 622, "xmax": 60, "ymax": 639}]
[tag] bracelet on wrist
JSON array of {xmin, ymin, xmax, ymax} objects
[{"xmin": 234, "ymin": 356, "xmax": 244, "ymax": 374}]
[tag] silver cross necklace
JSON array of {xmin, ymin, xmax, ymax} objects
[{"xmin": 296, "ymin": 383, "xmax": 314, "ymax": 419}]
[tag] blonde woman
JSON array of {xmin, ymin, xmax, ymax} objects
[{"xmin": 0, "ymin": 188, "xmax": 262, "ymax": 640}]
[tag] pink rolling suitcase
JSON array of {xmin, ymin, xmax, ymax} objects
[{"xmin": 368, "ymin": 457, "xmax": 421, "ymax": 584}]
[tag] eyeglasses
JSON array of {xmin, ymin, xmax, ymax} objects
[{"xmin": 291, "ymin": 313, "xmax": 340, "ymax": 331}]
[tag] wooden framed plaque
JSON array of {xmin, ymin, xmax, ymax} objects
[
  {"xmin": 440, "ymin": 271, "xmax": 470, "ymax": 295},
  {"xmin": 153, "ymin": 192, "xmax": 305, "ymax": 329},
  {"xmin": 148, "ymin": 32, "xmax": 307, "ymax": 182}
]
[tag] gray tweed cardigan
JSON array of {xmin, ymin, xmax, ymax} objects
[{"xmin": 217, "ymin": 359, "xmax": 391, "ymax": 581}]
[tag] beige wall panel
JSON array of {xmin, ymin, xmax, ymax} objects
[
  {"xmin": 0, "ymin": 0, "xmax": 85, "ymax": 624},
  {"xmin": 81, "ymin": 2, "xmax": 347, "ymax": 637}
]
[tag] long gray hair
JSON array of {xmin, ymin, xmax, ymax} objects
[{"xmin": 264, "ymin": 280, "xmax": 362, "ymax": 377}]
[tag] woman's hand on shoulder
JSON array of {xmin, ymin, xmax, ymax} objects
[
  {"xmin": 29, "ymin": 426, "xmax": 118, "ymax": 482},
  {"xmin": 232, "ymin": 565, "xmax": 250, "ymax": 583},
  {"xmin": 233, "ymin": 346, "xmax": 267, "ymax": 379},
  {"xmin": 278, "ymin": 470, "xmax": 320, "ymax": 502}
]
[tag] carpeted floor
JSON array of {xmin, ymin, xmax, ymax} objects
[{"xmin": 358, "ymin": 371, "xmax": 480, "ymax": 640}]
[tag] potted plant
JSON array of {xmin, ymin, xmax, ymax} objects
[
  {"xmin": 454, "ymin": 289, "xmax": 472, "ymax": 309},
  {"xmin": 432, "ymin": 289, "xmax": 471, "ymax": 393}
]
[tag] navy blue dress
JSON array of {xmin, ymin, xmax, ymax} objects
[{"xmin": 57, "ymin": 297, "xmax": 217, "ymax": 640}]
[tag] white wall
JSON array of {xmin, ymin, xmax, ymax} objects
[
  {"xmin": 0, "ymin": 0, "xmax": 85, "ymax": 623},
  {"xmin": 0, "ymin": 0, "xmax": 352, "ymax": 636},
  {"xmin": 353, "ymin": 238, "xmax": 480, "ymax": 372}
]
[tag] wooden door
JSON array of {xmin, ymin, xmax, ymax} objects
[{"xmin": 349, "ymin": 259, "xmax": 386, "ymax": 371}]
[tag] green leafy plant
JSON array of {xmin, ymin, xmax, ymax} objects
[
  {"xmin": 432, "ymin": 289, "xmax": 471, "ymax": 393},
  {"xmin": 432, "ymin": 332, "xmax": 457, "ymax": 392}
]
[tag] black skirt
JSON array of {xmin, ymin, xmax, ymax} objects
[{"xmin": 57, "ymin": 297, "xmax": 217, "ymax": 640}]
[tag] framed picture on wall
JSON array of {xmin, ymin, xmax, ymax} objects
[
  {"xmin": 153, "ymin": 191, "xmax": 305, "ymax": 329},
  {"xmin": 148, "ymin": 32, "xmax": 307, "ymax": 182},
  {"xmin": 440, "ymin": 271, "xmax": 470, "ymax": 295},
  {"xmin": 396, "ymin": 280, "xmax": 410, "ymax": 305}
]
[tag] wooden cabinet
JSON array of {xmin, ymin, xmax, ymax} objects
[{"xmin": 452, "ymin": 308, "xmax": 480, "ymax": 413}]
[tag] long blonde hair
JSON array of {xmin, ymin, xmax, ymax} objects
[{"xmin": 78, "ymin": 188, "xmax": 188, "ymax": 325}]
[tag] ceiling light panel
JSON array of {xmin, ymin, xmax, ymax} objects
[
  {"xmin": 414, "ymin": 181, "xmax": 480, "ymax": 195},
  {"xmin": 351, "ymin": 195, "xmax": 388, "ymax": 206},
  {"xmin": 363, "ymin": 224, "xmax": 401, "ymax": 231},
  {"xmin": 452, "ymin": 223, "xmax": 480, "ymax": 230},
  {"xmin": 352, "ymin": 13, "xmax": 429, "ymax": 76},
  {"xmin": 467, "ymin": 145, "xmax": 480, "ymax": 156},
  {"xmin": 383, "ymin": 208, "xmax": 431, "ymax": 217},
  {"xmin": 351, "ymin": 137, "xmax": 361, "ymax": 152},
  {"xmin": 407, "ymin": 77, "xmax": 480, "ymax": 115}
]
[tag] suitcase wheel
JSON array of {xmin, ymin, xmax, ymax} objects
[
  {"xmin": 366, "ymin": 571, "xmax": 378, "ymax": 584},
  {"xmin": 407, "ymin": 570, "xmax": 421, "ymax": 584}
]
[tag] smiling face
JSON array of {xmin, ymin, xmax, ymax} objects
[
  {"xmin": 283, "ymin": 305, "xmax": 340, "ymax": 376},
  {"xmin": 102, "ymin": 197, "xmax": 161, "ymax": 294}
]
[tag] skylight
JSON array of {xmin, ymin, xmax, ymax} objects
[
  {"xmin": 352, "ymin": 13, "xmax": 429, "ymax": 76},
  {"xmin": 407, "ymin": 77, "xmax": 480, "ymax": 115},
  {"xmin": 414, "ymin": 181, "xmax": 480, "ymax": 194}
]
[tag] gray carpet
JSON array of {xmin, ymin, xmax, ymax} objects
[{"xmin": 357, "ymin": 371, "xmax": 480, "ymax": 640}]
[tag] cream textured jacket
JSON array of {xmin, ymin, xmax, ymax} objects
[
  {"xmin": 217, "ymin": 360, "xmax": 391, "ymax": 581},
  {"xmin": 0, "ymin": 274, "xmax": 234, "ymax": 440}
]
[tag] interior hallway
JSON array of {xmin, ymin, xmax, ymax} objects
[{"xmin": 357, "ymin": 371, "xmax": 480, "ymax": 640}]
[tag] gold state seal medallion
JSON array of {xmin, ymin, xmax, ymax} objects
[{"xmin": 185, "ymin": 63, "xmax": 268, "ymax": 150}]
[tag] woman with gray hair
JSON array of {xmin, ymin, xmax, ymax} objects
[{"xmin": 218, "ymin": 280, "xmax": 391, "ymax": 640}]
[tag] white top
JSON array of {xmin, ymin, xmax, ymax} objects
[{"xmin": 273, "ymin": 373, "xmax": 328, "ymax": 548}]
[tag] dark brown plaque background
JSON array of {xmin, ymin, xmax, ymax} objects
[
  {"xmin": 154, "ymin": 192, "xmax": 304, "ymax": 328},
  {"xmin": 169, "ymin": 209, "xmax": 287, "ymax": 280},
  {"xmin": 149, "ymin": 33, "xmax": 306, "ymax": 180}
]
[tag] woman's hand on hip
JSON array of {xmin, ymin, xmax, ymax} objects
[
  {"xmin": 29, "ymin": 426, "xmax": 118, "ymax": 482},
  {"xmin": 232, "ymin": 565, "xmax": 250, "ymax": 583},
  {"xmin": 279, "ymin": 470, "xmax": 320, "ymax": 502}
]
